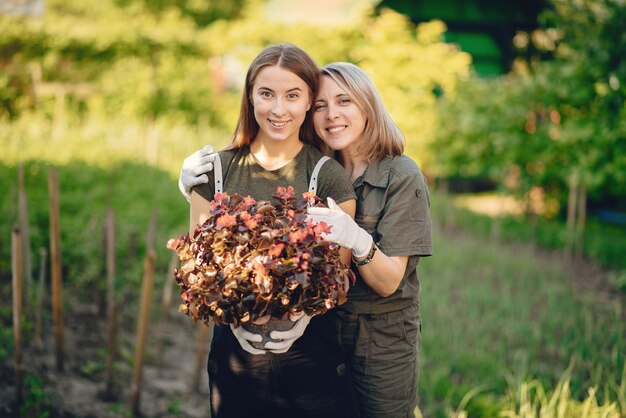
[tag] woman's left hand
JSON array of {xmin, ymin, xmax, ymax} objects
[{"xmin": 306, "ymin": 197, "xmax": 373, "ymax": 258}]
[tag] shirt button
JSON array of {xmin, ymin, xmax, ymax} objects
[{"xmin": 415, "ymin": 189, "xmax": 421, "ymax": 198}]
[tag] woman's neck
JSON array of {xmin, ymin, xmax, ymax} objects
[
  {"xmin": 339, "ymin": 148, "xmax": 369, "ymax": 183},
  {"xmin": 250, "ymin": 137, "xmax": 304, "ymax": 171}
]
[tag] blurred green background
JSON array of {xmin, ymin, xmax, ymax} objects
[{"xmin": 1, "ymin": 0, "xmax": 625, "ymax": 417}]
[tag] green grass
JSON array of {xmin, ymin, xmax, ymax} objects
[
  {"xmin": 0, "ymin": 112, "xmax": 230, "ymax": 177},
  {"xmin": 418, "ymin": 204, "xmax": 625, "ymax": 417}
]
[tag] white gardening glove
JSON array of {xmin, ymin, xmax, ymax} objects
[
  {"xmin": 307, "ymin": 197, "xmax": 373, "ymax": 258},
  {"xmin": 229, "ymin": 324, "xmax": 266, "ymax": 355},
  {"xmin": 178, "ymin": 145, "xmax": 216, "ymax": 203},
  {"xmin": 265, "ymin": 311, "xmax": 312, "ymax": 354}
]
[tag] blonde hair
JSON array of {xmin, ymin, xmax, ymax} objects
[
  {"xmin": 229, "ymin": 43, "xmax": 320, "ymax": 150},
  {"xmin": 319, "ymin": 62, "xmax": 404, "ymax": 162}
]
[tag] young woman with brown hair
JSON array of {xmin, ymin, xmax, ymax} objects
[{"xmin": 189, "ymin": 44, "xmax": 358, "ymax": 418}]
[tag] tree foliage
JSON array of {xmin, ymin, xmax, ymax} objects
[
  {"xmin": 433, "ymin": 0, "xmax": 626, "ymax": 212},
  {"xmin": 0, "ymin": 0, "xmax": 471, "ymax": 167}
]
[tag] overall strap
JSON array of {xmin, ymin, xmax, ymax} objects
[
  {"xmin": 308, "ymin": 156, "xmax": 330, "ymax": 194},
  {"xmin": 213, "ymin": 153, "xmax": 328, "ymax": 195},
  {"xmin": 212, "ymin": 153, "xmax": 223, "ymax": 193}
]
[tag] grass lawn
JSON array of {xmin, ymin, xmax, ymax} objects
[{"xmin": 417, "ymin": 207, "xmax": 625, "ymax": 417}]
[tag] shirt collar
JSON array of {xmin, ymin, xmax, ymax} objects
[{"xmin": 353, "ymin": 156, "xmax": 393, "ymax": 189}]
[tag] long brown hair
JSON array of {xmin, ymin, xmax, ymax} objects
[{"xmin": 229, "ymin": 43, "xmax": 320, "ymax": 149}]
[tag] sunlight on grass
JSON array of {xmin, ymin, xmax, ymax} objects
[
  {"xmin": 453, "ymin": 193, "xmax": 525, "ymax": 217},
  {"xmin": 0, "ymin": 113, "xmax": 229, "ymax": 178},
  {"xmin": 452, "ymin": 192, "xmax": 560, "ymax": 219}
]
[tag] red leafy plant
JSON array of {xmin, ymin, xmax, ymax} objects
[{"xmin": 166, "ymin": 186, "xmax": 355, "ymax": 327}]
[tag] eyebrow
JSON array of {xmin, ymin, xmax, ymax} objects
[
  {"xmin": 257, "ymin": 87, "xmax": 304, "ymax": 93},
  {"xmin": 315, "ymin": 93, "xmax": 348, "ymax": 101}
]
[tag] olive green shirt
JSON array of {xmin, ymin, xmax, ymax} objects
[
  {"xmin": 192, "ymin": 144, "xmax": 356, "ymax": 207},
  {"xmin": 342, "ymin": 155, "xmax": 433, "ymax": 315}
]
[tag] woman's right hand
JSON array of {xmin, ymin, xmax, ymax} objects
[{"xmin": 178, "ymin": 145, "xmax": 217, "ymax": 203}]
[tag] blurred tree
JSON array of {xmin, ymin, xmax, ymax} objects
[
  {"xmin": 350, "ymin": 11, "xmax": 471, "ymax": 167},
  {"xmin": 1, "ymin": 0, "xmax": 471, "ymax": 164},
  {"xmin": 432, "ymin": 0, "xmax": 626, "ymax": 250},
  {"xmin": 114, "ymin": 0, "xmax": 257, "ymax": 27}
]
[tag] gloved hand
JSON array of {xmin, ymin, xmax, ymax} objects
[
  {"xmin": 230, "ymin": 323, "xmax": 266, "ymax": 355},
  {"xmin": 178, "ymin": 145, "xmax": 216, "ymax": 203},
  {"xmin": 265, "ymin": 311, "xmax": 312, "ymax": 354},
  {"xmin": 307, "ymin": 197, "xmax": 373, "ymax": 258}
]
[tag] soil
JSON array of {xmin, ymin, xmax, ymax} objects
[{"xmin": 0, "ymin": 298, "xmax": 214, "ymax": 418}]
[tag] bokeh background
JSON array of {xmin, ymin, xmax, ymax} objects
[{"xmin": 1, "ymin": 0, "xmax": 625, "ymax": 417}]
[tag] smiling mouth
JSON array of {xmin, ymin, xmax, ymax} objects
[
  {"xmin": 327, "ymin": 126, "xmax": 347, "ymax": 133},
  {"xmin": 269, "ymin": 120, "xmax": 289, "ymax": 128}
]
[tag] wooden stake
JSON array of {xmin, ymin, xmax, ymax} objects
[
  {"xmin": 34, "ymin": 247, "xmax": 47, "ymax": 352},
  {"xmin": 48, "ymin": 168, "xmax": 64, "ymax": 371},
  {"xmin": 12, "ymin": 226, "xmax": 23, "ymax": 404},
  {"xmin": 104, "ymin": 209, "xmax": 117, "ymax": 397},
  {"xmin": 130, "ymin": 250, "xmax": 156, "ymax": 416},
  {"xmin": 18, "ymin": 164, "xmax": 33, "ymax": 309}
]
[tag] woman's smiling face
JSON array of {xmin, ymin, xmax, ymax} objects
[
  {"xmin": 313, "ymin": 75, "xmax": 366, "ymax": 152},
  {"xmin": 251, "ymin": 65, "xmax": 311, "ymax": 144}
]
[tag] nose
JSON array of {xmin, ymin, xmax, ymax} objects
[
  {"xmin": 272, "ymin": 98, "xmax": 287, "ymax": 117},
  {"xmin": 326, "ymin": 103, "xmax": 339, "ymax": 120}
]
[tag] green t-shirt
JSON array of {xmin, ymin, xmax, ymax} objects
[
  {"xmin": 192, "ymin": 143, "xmax": 355, "ymax": 343},
  {"xmin": 193, "ymin": 143, "xmax": 356, "ymax": 206}
]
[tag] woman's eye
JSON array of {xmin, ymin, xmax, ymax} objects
[
  {"xmin": 313, "ymin": 103, "xmax": 326, "ymax": 111},
  {"xmin": 260, "ymin": 91, "xmax": 272, "ymax": 98},
  {"xmin": 339, "ymin": 98, "xmax": 351, "ymax": 105},
  {"xmin": 287, "ymin": 93, "xmax": 299, "ymax": 100}
]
